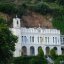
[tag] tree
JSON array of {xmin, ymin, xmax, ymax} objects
[
  {"xmin": 0, "ymin": 19, "xmax": 17, "ymax": 64},
  {"xmin": 30, "ymin": 58, "xmax": 36, "ymax": 64},
  {"xmin": 37, "ymin": 47, "xmax": 47, "ymax": 64},
  {"xmin": 50, "ymin": 48, "xmax": 58, "ymax": 60},
  {"xmin": 43, "ymin": 0, "xmax": 56, "ymax": 2},
  {"xmin": 38, "ymin": 47, "xmax": 44, "ymax": 58},
  {"xmin": 56, "ymin": 0, "xmax": 64, "ymax": 5}
]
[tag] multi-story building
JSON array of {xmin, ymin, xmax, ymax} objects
[{"xmin": 10, "ymin": 16, "xmax": 64, "ymax": 57}]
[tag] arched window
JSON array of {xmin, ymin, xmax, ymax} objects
[
  {"xmin": 17, "ymin": 21, "xmax": 18, "ymax": 24},
  {"xmin": 30, "ymin": 46, "xmax": 35, "ymax": 56},
  {"xmin": 22, "ymin": 46, "xmax": 27, "ymax": 56},
  {"xmin": 53, "ymin": 47, "xmax": 57, "ymax": 54},
  {"xmin": 61, "ymin": 47, "xmax": 64, "ymax": 55},
  {"xmin": 38, "ymin": 46, "xmax": 42, "ymax": 52},
  {"xmin": 38, "ymin": 46, "xmax": 43, "ymax": 54},
  {"xmin": 46, "ymin": 47, "xmax": 50, "ymax": 55}
]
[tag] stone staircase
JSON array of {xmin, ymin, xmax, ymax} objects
[{"xmin": 46, "ymin": 56, "xmax": 54, "ymax": 64}]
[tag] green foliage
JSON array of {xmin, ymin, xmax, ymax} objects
[
  {"xmin": 0, "ymin": 18, "xmax": 6, "ymax": 24},
  {"xmin": 28, "ymin": 2, "xmax": 53, "ymax": 15},
  {"xmin": 17, "ymin": 3, "xmax": 27, "ymax": 16},
  {"xmin": 43, "ymin": 0, "xmax": 56, "ymax": 2},
  {"xmin": 13, "ymin": 56, "xmax": 47, "ymax": 64},
  {"xmin": 38, "ymin": 47, "xmax": 44, "ymax": 58},
  {"xmin": 0, "ymin": 19, "xmax": 17, "ymax": 64},
  {"xmin": 13, "ymin": 56, "xmax": 36, "ymax": 64},
  {"xmin": 56, "ymin": 0, "xmax": 64, "ymax": 5},
  {"xmin": 52, "ymin": 15, "xmax": 64, "ymax": 34},
  {"xmin": 13, "ymin": 46, "xmax": 46, "ymax": 64},
  {"xmin": 53, "ymin": 55, "xmax": 64, "ymax": 64},
  {"xmin": 50, "ymin": 48, "xmax": 58, "ymax": 60},
  {"xmin": 0, "ymin": 0, "xmax": 14, "ymax": 3},
  {"xmin": 0, "ymin": 3, "xmax": 28, "ymax": 16},
  {"xmin": 0, "ymin": 3, "xmax": 17, "ymax": 15},
  {"xmin": 0, "ymin": 0, "xmax": 64, "ymax": 33}
]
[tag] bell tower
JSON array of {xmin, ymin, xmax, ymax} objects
[{"xmin": 13, "ymin": 15, "xmax": 21, "ymax": 28}]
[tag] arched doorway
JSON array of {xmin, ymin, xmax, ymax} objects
[
  {"xmin": 38, "ymin": 46, "xmax": 42, "ymax": 53},
  {"xmin": 22, "ymin": 46, "xmax": 27, "ymax": 56},
  {"xmin": 30, "ymin": 46, "xmax": 35, "ymax": 56},
  {"xmin": 38, "ymin": 46, "xmax": 43, "ymax": 54},
  {"xmin": 53, "ymin": 47, "xmax": 57, "ymax": 54},
  {"xmin": 46, "ymin": 47, "xmax": 50, "ymax": 55},
  {"xmin": 61, "ymin": 47, "xmax": 64, "ymax": 55}
]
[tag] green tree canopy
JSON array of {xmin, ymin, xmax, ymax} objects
[{"xmin": 0, "ymin": 19, "xmax": 17, "ymax": 64}]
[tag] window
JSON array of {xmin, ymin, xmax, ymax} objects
[
  {"xmin": 61, "ymin": 38, "xmax": 62, "ymax": 43},
  {"xmin": 24, "ymin": 36, "xmax": 26, "ymax": 43},
  {"xmin": 53, "ymin": 37, "xmax": 57, "ymax": 43},
  {"xmin": 55, "ymin": 37, "xmax": 57, "ymax": 43},
  {"xmin": 22, "ymin": 36, "xmax": 23, "ymax": 42},
  {"xmin": 30, "ymin": 36, "xmax": 34, "ymax": 42},
  {"xmin": 40, "ymin": 37, "xmax": 43, "ymax": 43},
  {"xmin": 22, "ymin": 36, "xmax": 27, "ymax": 43},
  {"xmin": 48, "ymin": 37, "xmax": 49, "ymax": 43},
  {"xmin": 17, "ymin": 21, "xmax": 18, "ymax": 24},
  {"xmin": 45, "ymin": 37, "xmax": 49, "ymax": 43},
  {"xmin": 45, "ymin": 37, "xmax": 47, "ymax": 43},
  {"xmin": 30, "ymin": 36, "xmax": 31, "ymax": 42},
  {"xmin": 38, "ymin": 37, "xmax": 39, "ymax": 42},
  {"xmin": 53, "ymin": 37, "xmax": 54, "ymax": 43},
  {"xmin": 32, "ymin": 36, "xmax": 34, "ymax": 42},
  {"xmin": 63, "ymin": 38, "xmax": 64, "ymax": 43}
]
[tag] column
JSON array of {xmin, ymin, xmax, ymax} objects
[
  {"xmin": 57, "ymin": 46, "xmax": 62, "ymax": 55},
  {"xmin": 35, "ymin": 46, "xmax": 38, "ymax": 55},
  {"xmin": 27, "ymin": 46, "xmax": 30, "ymax": 56}
]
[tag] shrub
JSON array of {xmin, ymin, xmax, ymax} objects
[
  {"xmin": 0, "ymin": 3, "xmax": 17, "ymax": 15},
  {"xmin": 50, "ymin": 48, "xmax": 58, "ymax": 60}
]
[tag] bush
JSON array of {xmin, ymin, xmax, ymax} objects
[
  {"xmin": 28, "ymin": 2, "xmax": 53, "ymax": 15},
  {"xmin": 13, "ymin": 56, "xmax": 47, "ymax": 64},
  {"xmin": 52, "ymin": 15, "xmax": 64, "ymax": 34},
  {"xmin": 0, "ymin": 3, "xmax": 17, "ymax": 15},
  {"xmin": 50, "ymin": 48, "xmax": 58, "ymax": 60},
  {"xmin": 38, "ymin": 47, "xmax": 44, "ymax": 58},
  {"xmin": 0, "ymin": 3, "xmax": 28, "ymax": 16}
]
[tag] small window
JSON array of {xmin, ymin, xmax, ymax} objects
[
  {"xmin": 63, "ymin": 38, "xmax": 64, "ymax": 43},
  {"xmin": 38, "ymin": 37, "xmax": 39, "ymax": 42},
  {"xmin": 53, "ymin": 37, "xmax": 54, "ymax": 43},
  {"xmin": 60, "ymin": 38, "xmax": 62, "ymax": 43},
  {"xmin": 45, "ymin": 37, "xmax": 47, "ymax": 43},
  {"xmin": 22, "ymin": 36, "xmax": 23, "ymax": 42},
  {"xmin": 40, "ymin": 37, "xmax": 43, "ymax": 43},
  {"xmin": 24, "ymin": 36, "xmax": 26, "ymax": 43},
  {"xmin": 30, "ymin": 36, "xmax": 31, "ymax": 42},
  {"xmin": 55, "ymin": 37, "xmax": 57, "ymax": 43},
  {"xmin": 30, "ymin": 36, "xmax": 34, "ymax": 42},
  {"xmin": 17, "ymin": 21, "xmax": 18, "ymax": 24},
  {"xmin": 32, "ymin": 36, "xmax": 34, "ymax": 42},
  {"xmin": 48, "ymin": 37, "xmax": 49, "ymax": 43}
]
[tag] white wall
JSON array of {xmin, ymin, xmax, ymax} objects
[{"xmin": 10, "ymin": 18, "xmax": 62, "ymax": 57}]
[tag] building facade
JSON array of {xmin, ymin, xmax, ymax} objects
[{"xmin": 10, "ymin": 17, "xmax": 64, "ymax": 57}]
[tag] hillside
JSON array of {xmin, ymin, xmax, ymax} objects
[
  {"xmin": 0, "ymin": 0, "xmax": 64, "ymax": 33},
  {"xmin": 22, "ymin": 11, "xmax": 52, "ymax": 28},
  {"xmin": 0, "ymin": 12, "xmax": 52, "ymax": 28}
]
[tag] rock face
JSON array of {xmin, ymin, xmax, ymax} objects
[
  {"xmin": 21, "ymin": 12, "xmax": 53, "ymax": 28},
  {"xmin": 0, "ymin": 12, "xmax": 53, "ymax": 28}
]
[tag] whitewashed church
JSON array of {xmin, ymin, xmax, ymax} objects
[{"xmin": 10, "ymin": 16, "xmax": 64, "ymax": 57}]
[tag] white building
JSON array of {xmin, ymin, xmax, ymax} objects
[{"xmin": 10, "ymin": 16, "xmax": 64, "ymax": 57}]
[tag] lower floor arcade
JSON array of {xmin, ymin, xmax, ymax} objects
[{"xmin": 21, "ymin": 45, "xmax": 64, "ymax": 56}]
